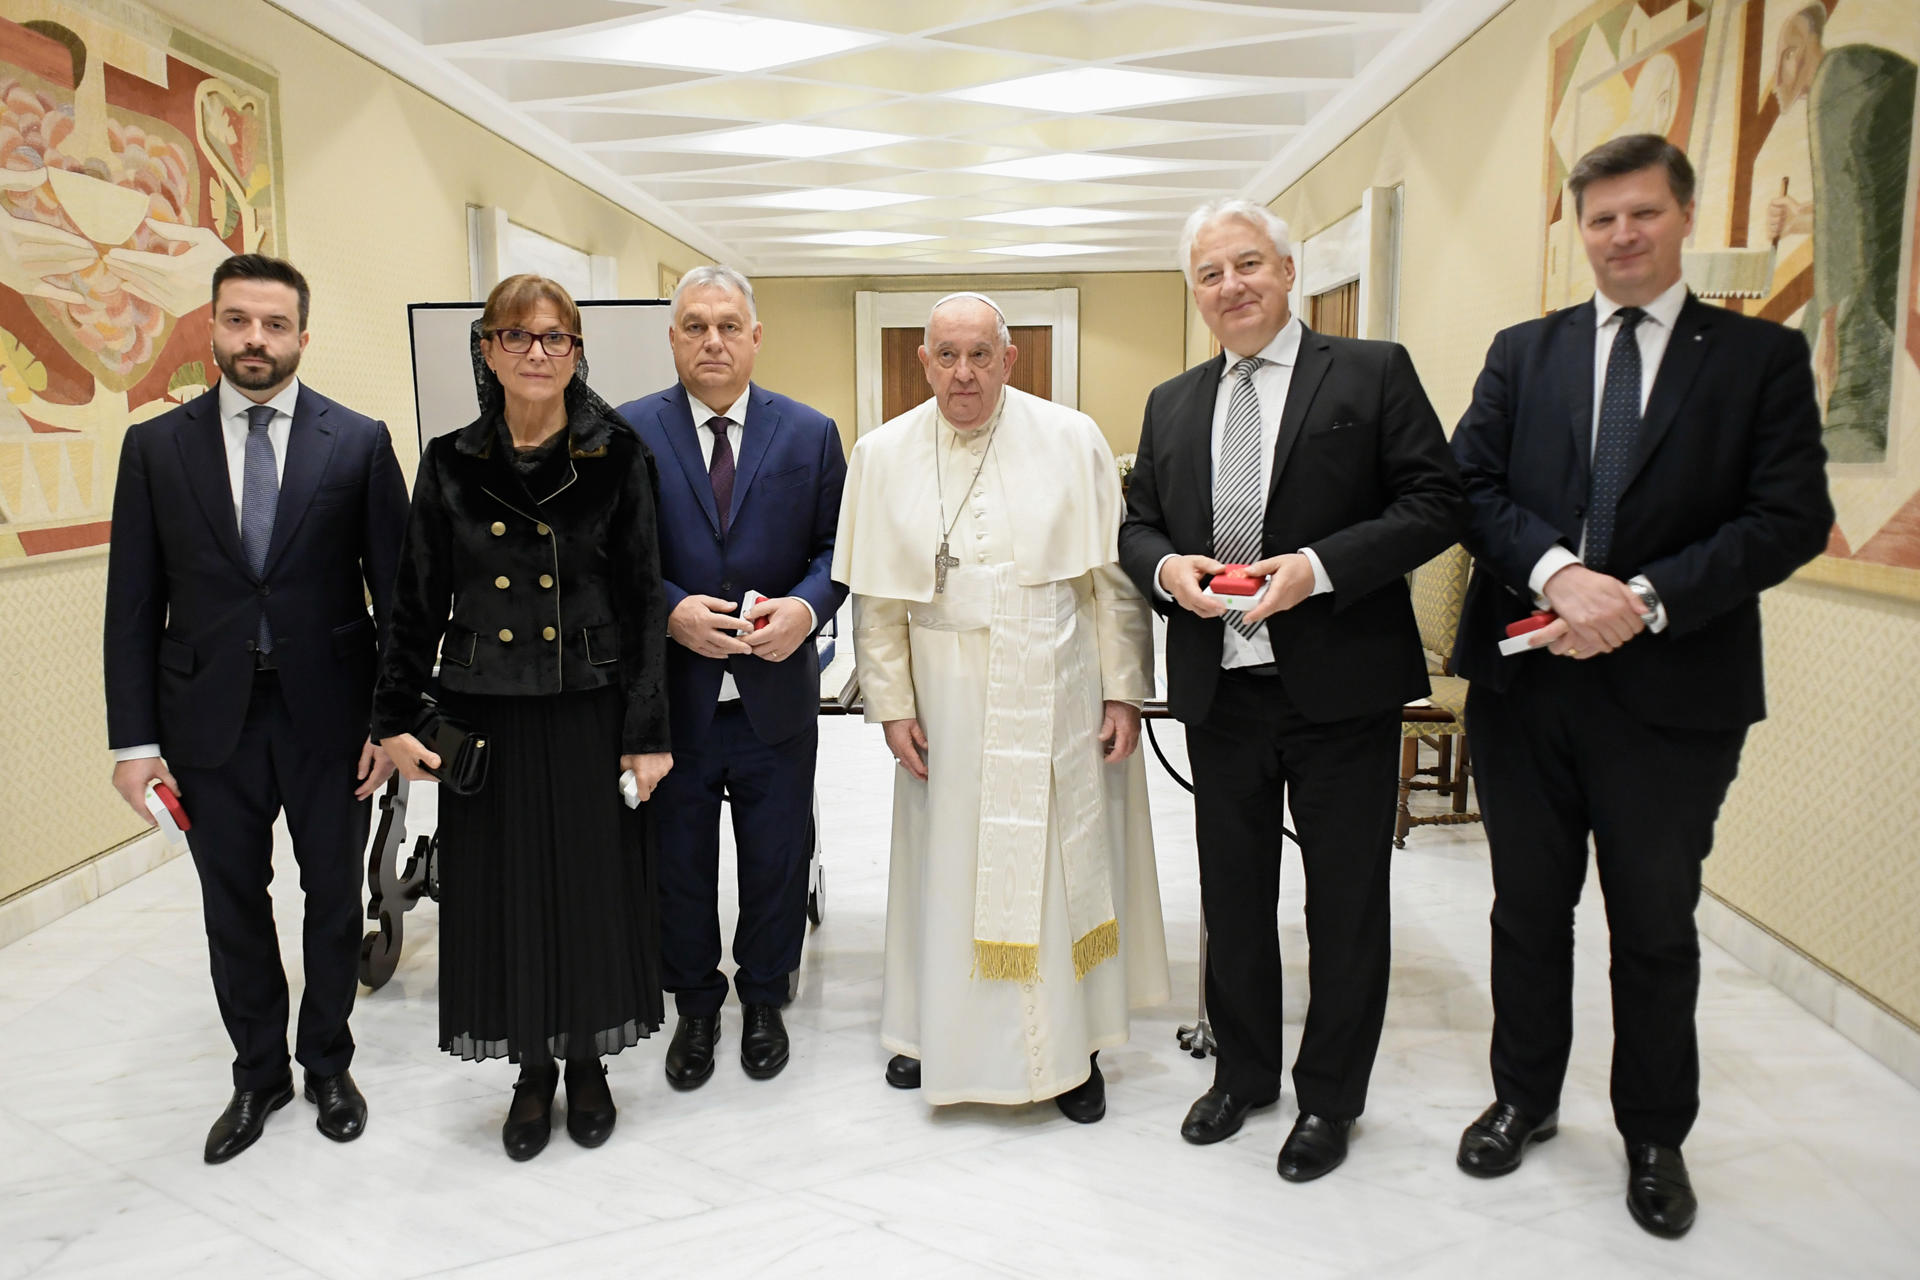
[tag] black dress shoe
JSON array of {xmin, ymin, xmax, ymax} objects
[
  {"xmin": 1180, "ymin": 1088, "xmax": 1274, "ymax": 1145},
  {"xmin": 502, "ymin": 1062, "xmax": 558, "ymax": 1162},
  {"xmin": 740, "ymin": 1003, "xmax": 789, "ymax": 1080},
  {"xmin": 204, "ymin": 1078, "xmax": 295, "ymax": 1164},
  {"xmin": 1277, "ymin": 1113, "xmax": 1354, "ymax": 1183},
  {"xmin": 303, "ymin": 1070, "xmax": 367, "ymax": 1143},
  {"xmin": 1456, "ymin": 1101, "xmax": 1557, "ymax": 1178},
  {"xmin": 886, "ymin": 1055, "xmax": 922, "ymax": 1089},
  {"xmin": 664, "ymin": 1015, "xmax": 719, "ymax": 1090},
  {"xmin": 1054, "ymin": 1055, "xmax": 1105, "ymax": 1124},
  {"xmin": 1626, "ymin": 1143, "xmax": 1696, "ymax": 1238},
  {"xmin": 564, "ymin": 1059, "xmax": 617, "ymax": 1148}
]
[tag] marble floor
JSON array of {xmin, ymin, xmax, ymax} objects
[{"xmin": 4, "ymin": 717, "xmax": 1918, "ymax": 1280}]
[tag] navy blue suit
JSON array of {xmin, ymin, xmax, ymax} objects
[
  {"xmin": 619, "ymin": 382, "xmax": 847, "ymax": 1015},
  {"xmin": 104, "ymin": 383, "xmax": 409, "ymax": 1088}
]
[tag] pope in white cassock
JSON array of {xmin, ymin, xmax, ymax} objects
[{"xmin": 831, "ymin": 293, "xmax": 1169, "ymax": 1121}]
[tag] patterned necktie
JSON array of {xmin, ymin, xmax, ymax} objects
[
  {"xmin": 1213, "ymin": 357, "xmax": 1266, "ymax": 640},
  {"xmin": 706, "ymin": 416, "xmax": 736, "ymax": 537},
  {"xmin": 1585, "ymin": 306, "xmax": 1645, "ymax": 574},
  {"xmin": 240, "ymin": 403, "xmax": 278, "ymax": 655}
]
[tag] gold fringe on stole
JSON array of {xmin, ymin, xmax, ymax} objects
[
  {"xmin": 973, "ymin": 940, "xmax": 1040, "ymax": 982},
  {"xmin": 1070, "ymin": 918, "xmax": 1119, "ymax": 981}
]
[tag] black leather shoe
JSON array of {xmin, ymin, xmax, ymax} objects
[
  {"xmin": 204, "ymin": 1078, "xmax": 295, "ymax": 1164},
  {"xmin": 740, "ymin": 1003, "xmax": 789, "ymax": 1080},
  {"xmin": 1180, "ymin": 1088, "xmax": 1274, "ymax": 1145},
  {"xmin": 302, "ymin": 1070, "xmax": 367, "ymax": 1143},
  {"xmin": 563, "ymin": 1059, "xmax": 616, "ymax": 1148},
  {"xmin": 1456, "ymin": 1101, "xmax": 1557, "ymax": 1178},
  {"xmin": 1626, "ymin": 1143, "xmax": 1696, "ymax": 1238},
  {"xmin": 502, "ymin": 1062, "xmax": 558, "ymax": 1162},
  {"xmin": 664, "ymin": 1015, "xmax": 719, "ymax": 1090},
  {"xmin": 886, "ymin": 1055, "xmax": 922, "ymax": 1089},
  {"xmin": 1277, "ymin": 1113, "xmax": 1354, "ymax": 1182},
  {"xmin": 1054, "ymin": 1055, "xmax": 1105, "ymax": 1124}
]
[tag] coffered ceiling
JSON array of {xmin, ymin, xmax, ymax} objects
[{"xmin": 272, "ymin": 0, "xmax": 1506, "ymax": 275}]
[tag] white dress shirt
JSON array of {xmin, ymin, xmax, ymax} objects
[
  {"xmin": 1153, "ymin": 316, "xmax": 1332, "ymax": 669},
  {"xmin": 685, "ymin": 385, "xmax": 816, "ymax": 701},
  {"xmin": 1526, "ymin": 278, "xmax": 1687, "ymax": 631},
  {"xmin": 114, "ymin": 379, "xmax": 302, "ymax": 764}
]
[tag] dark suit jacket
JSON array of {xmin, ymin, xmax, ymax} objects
[
  {"xmin": 619, "ymin": 382, "xmax": 848, "ymax": 748},
  {"xmin": 104, "ymin": 384, "xmax": 409, "ymax": 769},
  {"xmin": 1450, "ymin": 294, "xmax": 1834, "ymax": 730},
  {"xmin": 1119, "ymin": 327, "xmax": 1466, "ymax": 725}
]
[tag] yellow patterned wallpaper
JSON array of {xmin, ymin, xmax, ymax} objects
[
  {"xmin": 0, "ymin": 0, "xmax": 708, "ymax": 902},
  {"xmin": 1267, "ymin": 0, "xmax": 1920, "ymax": 1028}
]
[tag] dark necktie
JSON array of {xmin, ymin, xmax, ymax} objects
[
  {"xmin": 1213, "ymin": 357, "xmax": 1266, "ymax": 640},
  {"xmin": 240, "ymin": 403, "xmax": 278, "ymax": 655},
  {"xmin": 1585, "ymin": 306, "xmax": 1645, "ymax": 574},
  {"xmin": 706, "ymin": 416, "xmax": 736, "ymax": 536}
]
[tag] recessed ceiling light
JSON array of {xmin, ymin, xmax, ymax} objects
[
  {"xmin": 950, "ymin": 68, "xmax": 1232, "ymax": 114},
  {"xmin": 975, "ymin": 242, "xmax": 1114, "ymax": 257},
  {"xmin": 537, "ymin": 12, "xmax": 881, "ymax": 74},
  {"xmin": 739, "ymin": 189, "xmax": 927, "ymax": 211},
  {"xmin": 968, "ymin": 153, "xmax": 1170, "ymax": 181},
  {"xmin": 972, "ymin": 206, "xmax": 1142, "ymax": 227},
  {"xmin": 793, "ymin": 231, "xmax": 937, "ymax": 246},
  {"xmin": 672, "ymin": 124, "xmax": 907, "ymax": 158}
]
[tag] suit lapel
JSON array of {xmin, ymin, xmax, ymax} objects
[
  {"xmin": 263, "ymin": 385, "xmax": 338, "ymax": 574},
  {"xmin": 1560, "ymin": 302, "xmax": 1597, "ymax": 475},
  {"xmin": 730, "ymin": 384, "xmax": 777, "ymax": 528},
  {"xmin": 660, "ymin": 385, "xmax": 721, "ymax": 534},
  {"xmin": 1267, "ymin": 326, "xmax": 1329, "ymax": 503},
  {"xmin": 1623, "ymin": 294, "xmax": 1711, "ymax": 490},
  {"xmin": 1180, "ymin": 355, "xmax": 1225, "ymax": 542},
  {"xmin": 174, "ymin": 388, "xmax": 247, "ymax": 570}
]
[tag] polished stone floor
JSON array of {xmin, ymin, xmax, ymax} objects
[{"xmin": 4, "ymin": 716, "xmax": 1918, "ymax": 1279}]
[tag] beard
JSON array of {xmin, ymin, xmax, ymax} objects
[{"xmin": 215, "ymin": 343, "xmax": 300, "ymax": 392}]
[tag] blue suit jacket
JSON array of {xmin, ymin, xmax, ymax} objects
[{"xmin": 619, "ymin": 382, "xmax": 847, "ymax": 747}]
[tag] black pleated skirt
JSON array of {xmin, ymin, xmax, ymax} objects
[{"xmin": 434, "ymin": 685, "xmax": 663, "ymax": 1063}]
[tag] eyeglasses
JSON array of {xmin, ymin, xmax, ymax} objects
[{"xmin": 488, "ymin": 328, "xmax": 582, "ymax": 356}]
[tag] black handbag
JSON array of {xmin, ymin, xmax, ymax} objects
[{"xmin": 414, "ymin": 706, "xmax": 489, "ymax": 796}]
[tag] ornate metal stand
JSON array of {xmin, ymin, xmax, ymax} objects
[{"xmin": 359, "ymin": 777, "xmax": 438, "ymax": 990}]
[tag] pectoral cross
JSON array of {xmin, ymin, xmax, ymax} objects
[{"xmin": 934, "ymin": 540, "xmax": 960, "ymax": 594}]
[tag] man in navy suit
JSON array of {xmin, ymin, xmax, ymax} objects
[
  {"xmin": 619, "ymin": 265, "xmax": 847, "ymax": 1087},
  {"xmin": 104, "ymin": 254, "xmax": 410, "ymax": 1162}
]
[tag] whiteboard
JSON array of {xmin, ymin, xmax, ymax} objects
[{"xmin": 407, "ymin": 299, "xmax": 679, "ymax": 449}]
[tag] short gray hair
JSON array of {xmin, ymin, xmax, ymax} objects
[
  {"xmin": 924, "ymin": 291, "xmax": 1010, "ymax": 350},
  {"xmin": 672, "ymin": 264, "xmax": 756, "ymax": 322},
  {"xmin": 1178, "ymin": 199, "xmax": 1293, "ymax": 286}
]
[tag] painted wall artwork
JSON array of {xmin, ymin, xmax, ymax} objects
[
  {"xmin": 1543, "ymin": 0, "xmax": 1920, "ymax": 597},
  {"xmin": 0, "ymin": 1, "xmax": 282, "ymax": 567}
]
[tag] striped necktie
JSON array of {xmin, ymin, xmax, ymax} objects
[
  {"xmin": 240, "ymin": 403, "xmax": 278, "ymax": 655},
  {"xmin": 1213, "ymin": 357, "xmax": 1266, "ymax": 640},
  {"xmin": 1585, "ymin": 306, "xmax": 1645, "ymax": 573}
]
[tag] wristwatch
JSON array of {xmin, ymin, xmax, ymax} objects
[{"xmin": 1629, "ymin": 579, "xmax": 1661, "ymax": 626}]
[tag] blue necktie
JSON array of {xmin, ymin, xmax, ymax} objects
[
  {"xmin": 241, "ymin": 403, "xmax": 278, "ymax": 655},
  {"xmin": 1585, "ymin": 307, "xmax": 1644, "ymax": 574}
]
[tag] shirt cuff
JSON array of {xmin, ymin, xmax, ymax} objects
[
  {"xmin": 1630, "ymin": 574, "xmax": 1670, "ymax": 633},
  {"xmin": 1300, "ymin": 547, "xmax": 1332, "ymax": 596},
  {"xmin": 113, "ymin": 744, "xmax": 162, "ymax": 762},
  {"xmin": 1152, "ymin": 553, "xmax": 1177, "ymax": 602},
  {"xmin": 799, "ymin": 598, "xmax": 819, "ymax": 634},
  {"xmin": 1529, "ymin": 546, "xmax": 1582, "ymax": 607}
]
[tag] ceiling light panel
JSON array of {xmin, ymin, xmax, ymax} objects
[
  {"xmin": 974, "ymin": 242, "xmax": 1115, "ymax": 257},
  {"xmin": 739, "ymin": 189, "xmax": 928, "ymax": 210},
  {"xmin": 536, "ymin": 12, "xmax": 883, "ymax": 74},
  {"xmin": 950, "ymin": 68, "xmax": 1236, "ymax": 114},
  {"xmin": 967, "ymin": 153, "xmax": 1173, "ymax": 181},
  {"xmin": 972, "ymin": 206, "xmax": 1144, "ymax": 226},
  {"xmin": 792, "ymin": 230, "xmax": 938, "ymax": 245},
  {"xmin": 665, "ymin": 124, "xmax": 909, "ymax": 157}
]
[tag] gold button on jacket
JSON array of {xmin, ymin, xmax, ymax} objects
[
  {"xmin": 495, "ymin": 576, "xmax": 510, "ymax": 589},
  {"xmin": 498, "ymin": 628, "xmax": 514, "ymax": 642},
  {"xmin": 542, "ymin": 626, "xmax": 557, "ymax": 641},
  {"xmin": 538, "ymin": 574, "xmax": 554, "ymax": 589},
  {"xmin": 490, "ymin": 521, "xmax": 506, "ymax": 536}
]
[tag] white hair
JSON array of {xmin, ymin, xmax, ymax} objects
[
  {"xmin": 672, "ymin": 264, "xmax": 757, "ymax": 322},
  {"xmin": 1177, "ymin": 199, "xmax": 1293, "ymax": 286},
  {"xmin": 924, "ymin": 291, "xmax": 1011, "ymax": 350}
]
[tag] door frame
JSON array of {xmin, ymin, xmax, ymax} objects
[{"xmin": 854, "ymin": 288, "xmax": 1078, "ymax": 437}]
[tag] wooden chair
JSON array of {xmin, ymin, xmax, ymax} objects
[{"xmin": 1398, "ymin": 544, "xmax": 1480, "ymax": 847}]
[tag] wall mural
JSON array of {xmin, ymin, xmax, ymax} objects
[
  {"xmin": 0, "ymin": 1, "xmax": 281, "ymax": 566},
  {"xmin": 1544, "ymin": 0, "xmax": 1920, "ymax": 597}
]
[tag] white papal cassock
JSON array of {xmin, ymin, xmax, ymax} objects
[{"xmin": 832, "ymin": 386, "xmax": 1170, "ymax": 1105}]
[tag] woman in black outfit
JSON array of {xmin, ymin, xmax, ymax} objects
[{"xmin": 374, "ymin": 274, "xmax": 672, "ymax": 1160}]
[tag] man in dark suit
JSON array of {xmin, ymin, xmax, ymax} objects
[
  {"xmin": 104, "ymin": 254, "xmax": 409, "ymax": 1163},
  {"xmin": 1449, "ymin": 136, "xmax": 1832, "ymax": 1238},
  {"xmin": 1120, "ymin": 200, "xmax": 1465, "ymax": 1181},
  {"xmin": 619, "ymin": 265, "xmax": 846, "ymax": 1088}
]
